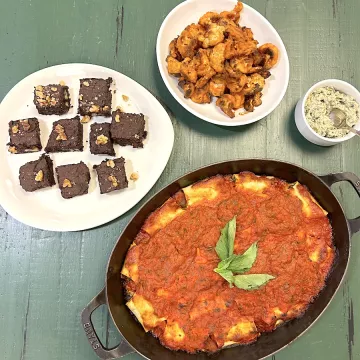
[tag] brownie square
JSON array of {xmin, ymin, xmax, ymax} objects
[
  {"xmin": 45, "ymin": 117, "xmax": 83, "ymax": 153},
  {"xmin": 110, "ymin": 111, "xmax": 147, "ymax": 148},
  {"xmin": 34, "ymin": 84, "xmax": 70, "ymax": 115},
  {"xmin": 19, "ymin": 154, "xmax": 55, "ymax": 192},
  {"xmin": 56, "ymin": 162, "xmax": 90, "ymax": 199},
  {"xmin": 78, "ymin": 78, "xmax": 112, "ymax": 117},
  {"xmin": 93, "ymin": 158, "xmax": 128, "ymax": 194},
  {"xmin": 89, "ymin": 122, "xmax": 115, "ymax": 156},
  {"xmin": 8, "ymin": 118, "xmax": 42, "ymax": 154}
]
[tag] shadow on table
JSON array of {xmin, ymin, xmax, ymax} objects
[
  {"xmin": 287, "ymin": 105, "xmax": 333, "ymax": 154},
  {"xmin": 151, "ymin": 57, "xmax": 258, "ymax": 137}
]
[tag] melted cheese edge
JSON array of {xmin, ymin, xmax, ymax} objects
[
  {"xmin": 233, "ymin": 174, "xmax": 268, "ymax": 193},
  {"xmin": 143, "ymin": 207, "xmax": 185, "ymax": 235},
  {"xmin": 164, "ymin": 322, "xmax": 185, "ymax": 342},
  {"xmin": 121, "ymin": 244, "xmax": 139, "ymax": 282},
  {"xmin": 292, "ymin": 182, "xmax": 328, "ymax": 217},
  {"xmin": 223, "ymin": 319, "xmax": 258, "ymax": 347},
  {"xmin": 127, "ymin": 294, "xmax": 166, "ymax": 332},
  {"xmin": 183, "ymin": 184, "xmax": 218, "ymax": 206}
]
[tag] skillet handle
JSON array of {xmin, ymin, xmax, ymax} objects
[
  {"xmin": 81, "ymin": 288, "xmax": 134, "ymax": 360},
  {"xmin": 320, "ymin": 172, "xmax": 360, "ymax": 235}
]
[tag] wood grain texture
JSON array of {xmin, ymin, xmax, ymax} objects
[{"xmin": 0, "ymin": 0, "xmax": 359, "ymax": 359}]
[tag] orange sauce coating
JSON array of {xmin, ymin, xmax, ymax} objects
[{"xmin": 124, "ymin": 173, "xmax": 335, "ymax": 353}]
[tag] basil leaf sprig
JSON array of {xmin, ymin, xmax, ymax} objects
[
  {"xmin": 214, "ymin": 217, "xmax": 275, "ymax": 290},
  {"xmin": 215, "ymin": 216, "xmax": 236, "ymax": 260}
]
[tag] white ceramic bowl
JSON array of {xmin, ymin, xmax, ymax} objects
[
  {"xmin": 295, "ymin": 79, "xmax": 360, "ymax": 146},
  {"xmin": 156, "ymin": 0, "xmax": 290, "ymax": 127}
]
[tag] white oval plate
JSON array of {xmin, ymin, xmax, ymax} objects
[
  {"xmin": 156, "ymin": 0, "xmax": 290, "ymax": 126},
  {"xmin": 0, "ymin": 64, "xmax": 174, "ymax": 232}
]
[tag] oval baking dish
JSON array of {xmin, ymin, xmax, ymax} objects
[{"xmin": 82, "ymin": 159, "xmax": 360, "ymax": 360}]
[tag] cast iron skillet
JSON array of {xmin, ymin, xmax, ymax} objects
[{"xmin": 82, "ymin": 159, "xmax": 360, "ymax": 360}]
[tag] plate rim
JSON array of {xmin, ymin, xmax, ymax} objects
[
  {"xmin": 156, "ymin": 0, "xmax": 290, "ymax": 127},
  {"xmin": 0, "ymin": 63, "xmax": 175, "ymax": 232}
]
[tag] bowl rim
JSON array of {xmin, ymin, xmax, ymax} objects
[
  {"xmin": 300, "ymin": 79, "xmax": 360, "ymax": 143},
  {"xmin": 156, "ymin": 0, "xmax": 290, "ymax": 127}
]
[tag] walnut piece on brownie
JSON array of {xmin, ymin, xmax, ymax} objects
[
  {"xmin": 110, "ymin": 110, "xmax": 147, "ymax": 148},
  {"xmin": 89, "ymin": 122, "xmax": 115, "ymax": 156},
  {"xmin": 19, "ymin": 154, "xmax": 55, "ymax": 192},
  {"xmin": 8, "ymin": 118, "xmax": 42, "ymax": 154},
  {"xmin": 45, "ymin": 116, "xmax": 83, "ymax": 153},
  {"xmin": 93, "ymin": 157, "xmax": 128, "ymax": 194},
  {"xmin": 56, "ymin": 162, "xmax": 90, "ymax": 199},
  {"xmin": 34, "ymin": 84, "xmax": 70, "ymax": 115},
  {"xmin": 78, "ymin": 78, "xmax": 112, "ymax": 117}
]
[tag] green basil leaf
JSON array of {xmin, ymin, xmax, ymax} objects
[
  {"xmin": 215, "ymin": 217, "xmax": 236, "ymax": 260},
  {"xmin": 227, "ymin": 242, "xmax": 258, "ymax": 274},
  {"xmin": 214, "ymin": 268, "xmax": 234, "ymax": 287},
  {"xmin": 227, "ymin": 216, "xmax": 236, "ymax": 257},
  {"xmin": 233, "ymin": 274, "xmax": 275, "ymax": 291},
  {"xmin": 217, "ymin": 254, "xmax": 237, "ymax": 271}
]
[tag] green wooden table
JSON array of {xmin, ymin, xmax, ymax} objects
[{"xmin": 1, "ymin": 0, "xmax": 359, "ymax": 359}]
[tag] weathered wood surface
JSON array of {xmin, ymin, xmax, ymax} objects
[{"xmin": 0, "ymin": 0, "xmax": 359, "ymax": 359}]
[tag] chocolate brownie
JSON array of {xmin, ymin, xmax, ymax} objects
[
  {"xmin": 89, "ymin": 122, "xmax": 115, "ymax": 156},
  {"xmin": 34, "ymin": 84, "xmax": 70, "ymax": 115},
  {"xmin": 45, "ymin": 117, "xmax": 83, "ymax": 153},
  {"xmin": 8, "ymin": 118, "xmax": 42, "ymax": 154},
  {"xmin": 56, "ymin": 162, "xmax": 90, "ymax": 199},
  {"xmin": 110, "ymin": 110, "xmax": 147, "ymax": 148},
  {"xmin": 19, "ymin": 154, "xmax": 55, "ymax": 192},
  {"xmin": 78, "ymin": 78, "xmax": 112, "ymax": 117},
  {"xmin": 93, "ymin": 158, "xmax": 128, "ymax": 194}
]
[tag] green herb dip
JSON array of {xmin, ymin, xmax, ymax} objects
[{"xmin": 305, "ymin": 86, "xmax": 359, "ymax": 138}]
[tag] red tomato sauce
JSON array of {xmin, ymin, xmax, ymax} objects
[{"xmin": 127, "ymin": 174, "xmax": 335, "ymax": 353}]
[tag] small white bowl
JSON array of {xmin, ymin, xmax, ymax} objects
[
  {"xmin": 295, "ymin": 79, "xmax": 360, "ymax": 146},
  {"xmin": 156, "ymin": 0, "xmax": 290, "ymax": 127}
]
